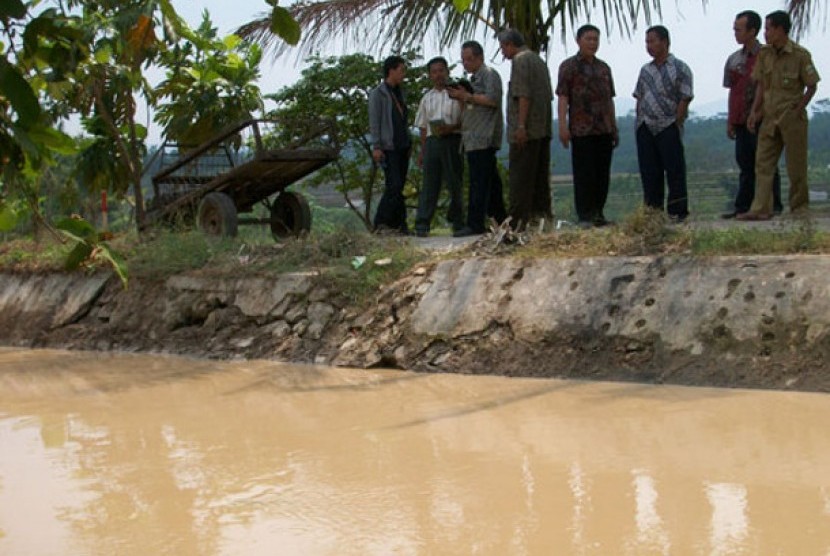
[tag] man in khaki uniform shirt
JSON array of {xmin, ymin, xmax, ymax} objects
[{"xmin": 738, "ymin": 10, "xmax": 819, "ymax": 220}]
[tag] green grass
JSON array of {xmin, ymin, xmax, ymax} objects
[
  {"xmin": 691, "ymin": 221, "xmax": 828, "ymax": 255},
  {"xmin": 0, "ymin": 236, "xmax": 67, "ymax": 270},
  {"xmin": 118, "ymin": 229, "xmax": 240, "ymax": 278},
  {"xmin": 2, "ymin": 205, "xmax": 829, "ymax": 308},
  {"xmin": 314, "ymin": 236, "xmax": 424, "ymax": 303},
  {"xmin": 117, "ymin": 225, "xmax": 425, "ymax": 304}
]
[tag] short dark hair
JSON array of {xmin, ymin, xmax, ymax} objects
[
  {"xmin": 461, "ymin": 40, "xmax": 484, "ymax": 58},
  {"xmin": 646, "ymin": 25, "xmax": 670, "ymax": 46},
  {"xmin": 497, "ymin": 29, "xmax": 525, "ymax": 47},
  {"xmin": 766, "ymin": 10, "xmax": 792, "ymax": 34},
  {"xmin": 382, "ymin": 55, "xmax": 406, "ymax": 78},
  {"xmin": 426, "ymin": 56, "xmax": 448, "ymax": 72},
  {"xmin": 577, "ymin": 24, "xmax": 600, "ymax": 40},
  {"xmin": 736, "ymin": 10, "xmax": 762, "ymax": 37}
]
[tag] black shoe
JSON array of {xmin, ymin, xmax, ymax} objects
[
  {"xmin": 592, "ymin": 216, "xmax": 613, "ymax": 227},
  {"xmin": 721, "ymin": 211, "xmax": 738, "ymax": 219},
  {"xmin": 577, "ymin": 220, "xmax": 593, "ymax": 229},
  {"xmin": 453, "ymin": 227, "xmax": 481, "ymax": 238}
]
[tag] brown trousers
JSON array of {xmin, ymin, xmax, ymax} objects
[{"xmin": 508, "ymin": 137, "xmax": 552, "ymax": 229}]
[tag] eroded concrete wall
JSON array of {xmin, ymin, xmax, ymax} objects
[
  {"xmin": 1, "ymin": 255, "xmax": 829, "ymax": 389},
  {"xmin": 408, "ymin": 256, "xmax": 830, "ymax": 354}
]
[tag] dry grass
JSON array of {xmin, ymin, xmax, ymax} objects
[
  {"xmin": 465, "ymin": 207, "xmax": 691, "ymax": 259},
  {"xmin": 462, "ymin": 206, "xmax": 830, "ymax": 259}
]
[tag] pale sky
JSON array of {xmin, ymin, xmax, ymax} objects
[{"xmin": 152, "ymin": 0, "xmax": 828, "ymax": 141}]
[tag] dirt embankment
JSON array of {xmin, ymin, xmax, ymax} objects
[{"xmin": 2, "ymin": 253, "xmax": 830, "ymax": 392}]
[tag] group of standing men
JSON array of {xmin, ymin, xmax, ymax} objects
[
  {"xmin": 368, "ymin": 32, "xmax": 553, "ymax": 237},
  {"xmin": 728, "ymin": 10, "xmax": 819, "ymax": 220},
  {"xmin": 368, "ymin": 9, "xmax": 820, "ymax": 236}
]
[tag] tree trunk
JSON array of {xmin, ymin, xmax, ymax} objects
[
  {"xmin": 127, "ymin": 109, "xmax": 147, "ymax": 232},
  {"xmin": 93, "ymin": 80, "xmax": 146, "ymax": 234}
]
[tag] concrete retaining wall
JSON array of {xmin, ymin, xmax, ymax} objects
[
  {"xmin": 408, "ymin": 255, "xmax": 830, "ymax": 354},
  {"xmin": 1, "ymin": 254, "xmax": 829, "ymax": 389}
]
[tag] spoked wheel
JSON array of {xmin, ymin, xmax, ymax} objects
[
  {"xmin": 197, "ymin": 192, "xmax": 238, "ymax": 237},
  {"xmin": 270, "ymin": 191, "xmax": 312, "ymax": 239}
]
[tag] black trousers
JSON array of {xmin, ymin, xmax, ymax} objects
[
  {"xmin": 572, "ymin": 134, "xmax": 614, "ymax": 222},
  {"xmin": 415, "ymin": 135, "xmax": 464, "ymax": 233},
  {"xmin": 508, "ymin": 137, "xmax": 552, "ymax": 229},
  {"xmin": 374, "ymin": 148, "xmax": 410, "ymax": 232},
  {"xmin": 636, "ymin": 123, "xmax": 688, "ymax": 218},
  {"xmin": 466, "ymin": 147, "xmax": 506, "ymax": 233},
  {"xmin": 733, "ymin": 124, "xmax": 782, "ymax": 214}
]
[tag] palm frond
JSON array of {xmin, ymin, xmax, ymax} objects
[
  {"xmin": 238, "ymin": 0, "xmax": 823, "ymax": 61},
  {"xmin": 788, "ymin": 0, "xmax": 826, "ymax": 39},
  {"xmin": 236, "ymin": 0, "xmax": 392, "ymax": 60}
]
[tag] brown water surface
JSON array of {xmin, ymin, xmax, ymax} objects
[{"xmin": 1, "ymin": 349, "xmax": 829, "ymax": 555}]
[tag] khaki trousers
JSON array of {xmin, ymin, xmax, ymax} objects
[{"xmin": 751, "ymin": 109, "xmax": 809, "ymax": 214}]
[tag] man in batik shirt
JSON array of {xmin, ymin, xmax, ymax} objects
[
  {"xmin": 633, "ymin": 25, "xmax": 694, "ymax": 222},
  {"xmin": 556, "ymin": 24, "xmax": 618, "ymax": 227}
]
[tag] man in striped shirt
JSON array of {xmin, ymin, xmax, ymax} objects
[
  {"xmin": 633, "ymin": 25, "xmax": 694, "ymax": 222},
  {"xmin": 414, "ymin": 57, "xmax": 464, "ymax": 237}
]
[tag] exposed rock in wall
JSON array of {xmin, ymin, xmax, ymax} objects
[
  {"xmin": 0, "ymin": 270, "xmax": 341, "ymax": 362},
  {"xmin": 332, "ymin": 255, "xmax": 830, "ymax": 391}
]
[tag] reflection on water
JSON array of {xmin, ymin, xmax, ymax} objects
[
  {"xmin": 1, "ymin": 348, "xmax": 829, "ymax": 555},
  {"xmin": 706, "ymin": 482, "xmax": 749, "ymax": 555},
  {"xmin": 632, "ymin": 470, "xmax": 670, "ymax": 553}
]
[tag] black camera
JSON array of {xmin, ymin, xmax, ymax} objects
[{"xmin": 446, "ymin": 78, "xmax": 474, "ymax": 94}]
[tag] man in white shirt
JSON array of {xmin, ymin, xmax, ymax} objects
[{"xmin": 414, "ymin": 57, "xmax": 464, "ymax": 237}]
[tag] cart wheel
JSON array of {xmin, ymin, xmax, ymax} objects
[
  {"xmin": 270, "ymin": 192, "xmax": 312, "ymax": 239},
  {"xmin": 197, "ymin": 192, "xmax": 238, "ymax": 237}
]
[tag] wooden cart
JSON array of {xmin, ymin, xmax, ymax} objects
[{"xmin": 147, "ymin": 119, "xmax": 338, "ymax": 238}]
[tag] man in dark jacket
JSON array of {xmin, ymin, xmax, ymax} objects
[{"xmin": 369, "ymin": 55, "xmax": 412, "ymax": 234}]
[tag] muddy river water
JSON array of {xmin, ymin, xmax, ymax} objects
[{"xmin": 1, "ymin": 349, "xmax": 829, "ymax": 555}]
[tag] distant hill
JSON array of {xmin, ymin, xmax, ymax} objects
[
  {"xmin": 614, "ymin": 97, "xmax": 728, "ymax": 119},
  {"xmin": 551, "ymin": 109, "xmax": 830, "ymax": 176}
]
